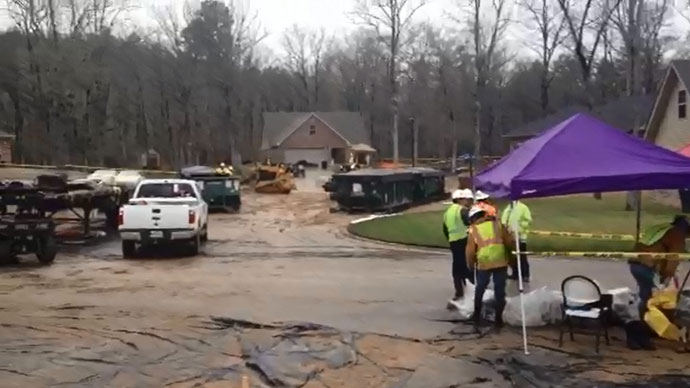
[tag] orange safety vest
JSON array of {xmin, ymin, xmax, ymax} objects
[{"xmin": 470, "ymin": 220, "xmax": 509, "ymax": 270}]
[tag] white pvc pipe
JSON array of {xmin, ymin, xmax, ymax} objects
[{"xmin": 512, "ymin": 200, "xmax": 530, "ymax": 355}]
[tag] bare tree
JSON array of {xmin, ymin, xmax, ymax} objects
[
  {"xmin": 352, "ymin": 0, "xmax": 427, "ymax": 163},
  {"xmin": 611, "ymin": 0, "xmax": 669, "ymax": 96},
  {"xmin": 283, "ymin": 26, "xmax": 330, "ymax": 110},
  {"xmin": 456, "ymin": 0, "xmax": 510, "ymax": 159},
  {"xmin": 283, "ymin": 25, "xmax": 311, "ymax": 109},
  {"xmin": 46, "ymin": 0, "xmax": 58, "ymax": 43},
  {"xmin": 611, "ymin": 0, "xmax": 669, "ymax": 211},
  {"xmin": 521, "ymin": 0, "xmax": 565, "ymax": 113},
  {"xmin": 311, "ymin": 28, "xmax": 328, "ymax": 109},
  {"xmin": 557, "ymin": 0, "xmax": 623, "ymax": 107}
]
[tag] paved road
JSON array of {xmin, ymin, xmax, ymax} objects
[{"xmin": 0, "ymin": 190, "xmax": 688, "ymax": 387}]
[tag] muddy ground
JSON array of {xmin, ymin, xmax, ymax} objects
[{"xmin": 0, "ymin": 172, "xmax": 689, "ymax": 387}]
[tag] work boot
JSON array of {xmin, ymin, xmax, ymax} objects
[
  {"xmin": 641, "ymin": 341, "xmax": 657, "ymax": 351},
  {"xmin": 494, "ymin": 303, "xmax": 505, "ymax": 330},
  {"xmin": 472, "ymin": 301, "xmax": 483, "ymax": 331},
  {"xmin": 627, "ymin": 339, "xmax": 642, "ymax": 350}
]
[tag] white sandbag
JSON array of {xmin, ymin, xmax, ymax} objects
[
  {"xmin": 447, "ymin": 283, "xmax": 494, "ymax": 320},
  {"xmin": 504, "ymin": 287, "xmax": 562, "ymax": 327},
  {"xmin": 609, "ymin": 287, "xmax": 640, "ymax": 323}
]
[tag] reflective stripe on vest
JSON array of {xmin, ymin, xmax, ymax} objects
[
  {"xmin": 471, "ymin": 220, "xmax": 506, "ymax": 265},
  {"xmin": 444, "ymin": 204, "xmax": 467, "ymax": 242}
]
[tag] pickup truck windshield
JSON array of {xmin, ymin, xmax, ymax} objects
[{"xmin": 136, "ymin": 183, "xmax": 197, "ymax": 199}]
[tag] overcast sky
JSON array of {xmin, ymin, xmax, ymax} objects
[
  {"xmin": 128, "ymin": 0, "xmax": 479, "ymax": 49},
  {"xmin": 1, "ymin": 0, "xmax": 689, "ymax": 57}
]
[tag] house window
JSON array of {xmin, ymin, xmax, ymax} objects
[
  {"xmin": 679, "ymin": 90, "xmax": 687, "ymax": 119},
  {"xmin": 309, "ymin": 125, "xmax": 316, "ymax": 135}
]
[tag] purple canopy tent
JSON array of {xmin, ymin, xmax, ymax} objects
[
  {"xmin": 476, "ymin": 113, "xmax": 690, "ymax": 200},
  {"xmin": 475, "ymin": 113, "xmax": 690, "ymax": 355}
]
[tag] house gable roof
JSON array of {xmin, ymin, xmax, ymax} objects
[
  {"xmin": 504, "ymin": 94, "xmax": 654, "ymax": 139},
  {"xmin": 261, "ymin": 111, "xmax": 369, "ymax": 149},
  {"xmin": 645, "ymin": 60, "xmax": 690, "ymax": 141}
]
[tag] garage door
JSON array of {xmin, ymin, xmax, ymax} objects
[{"xmin": 284, "ymin": 148, "xmax": 329, "ymax": 165}]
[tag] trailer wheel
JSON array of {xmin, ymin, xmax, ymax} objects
[
  {"xmin": 122, "ymin": 240, "xmax": 137, "ymax": 258},
  {"xmin": 36, "ymin": 235, "xmax": 57, "ymax": 264}
]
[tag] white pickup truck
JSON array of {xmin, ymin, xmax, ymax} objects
[{"xmin": 118, "ymin": 179, "xmax": 208, "ymax": 257}]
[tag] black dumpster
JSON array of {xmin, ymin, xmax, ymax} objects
[
  {"xmin": 403, "ymin": 167, "xmax": 447, "ymax": 202},
  {"xmin": 331, "ymin": 169, "xmax": 416, "ymax": 212}
]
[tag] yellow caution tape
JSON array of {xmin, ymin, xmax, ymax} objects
[
  {"xmin": 530, "ymin": 230, "xmax": 635, "ymax": 241},
  {"xmin": 519, "ymin": 251, "xmax": 690, "ymax": 261}
]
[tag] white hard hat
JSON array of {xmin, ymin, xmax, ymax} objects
[
  {"xmin": 452, "ymin": 189, "xmax": 473, "ymax": 200},
  {"xmin": 469, "ymin": 205, "xmax": 486, "ymax": 219},
  {"xmin": 475, "ymin": 190, "xmax": 490, "ymax": 200}
]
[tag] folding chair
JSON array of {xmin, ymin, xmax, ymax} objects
[{"xmin": 559, "ymin": 275, "xmax": 611, "ymax": 353}]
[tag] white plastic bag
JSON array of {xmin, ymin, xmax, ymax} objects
[
  {"xmin": 504, "ymin": 287, "xmax": 562, "ymax": 327},
  {"xmin": 609, "ymin": 287, "xmax": 640, "ymax": 323},
  {"xmin": 448, "ymin": 283, "xmax": 494, "ymax": 320}
]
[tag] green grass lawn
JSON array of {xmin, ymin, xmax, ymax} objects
[{"xmin": 349, "ymin": 193, "xmax": 684, "ymax": 252}]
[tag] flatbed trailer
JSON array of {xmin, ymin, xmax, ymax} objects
[
  {"xmin": 0, "ymin": 176, "xmax": 120, "ymax": 250},
  {"xmin": 0, "ymin": 185, "xmax": 57, "ymax": 264}
]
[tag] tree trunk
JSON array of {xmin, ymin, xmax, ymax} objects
[
  {"xmin": 390, "ymin": 19, "xmax": 399, "ymax": 164},
  {"xmin": 474, "ymin": 98, "xmax": 482, "ymax": 162},
  {"xmin": 540, "ymin": 71, "xmax": 549, "ymax": 114},
  {"xmin": 451, "ymin": 118, "xmax": 457, "ymax": 173},
  {"xmin": 392, "ymin": 95, "xmax": 399, "ymax": 163},
  {"xmin": 8, "ymin": 88, "xmax": 23, "ymax": 163}
]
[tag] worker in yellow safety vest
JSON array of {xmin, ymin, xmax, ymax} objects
[
  {"xmin": 629, "ymin": 216, "xmax": 690, "ymax": 311},
  {"xmin": 627, "ymin": 215, "xmax": 690, "ymax": 351},
  {"xmin": 443, "ymin": 189, "xmax": 474, "ymax": 303},
  {"xmin": 501, "ymin": 200, "xmax": 533, "ymax": 282},
  {"xmin": 475, "ymin": 190, "xmax": 497, "ymax": 218},
  {"xmin": 466, "ymin": 206, "xmax": 515, "ymax": 328},
  {"xmin": 215, "ymin": 162, "xmax": 233, "ymax": 175}
]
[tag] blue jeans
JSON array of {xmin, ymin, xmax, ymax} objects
[
  {"xmin": 475, "ymin": 267, "xmax": 508, "ymax": 321},
  {"xmin": 629, "ymin": 262, "xmax": 654, "ymax": 315}
]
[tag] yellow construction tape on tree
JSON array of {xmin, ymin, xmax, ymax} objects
[
  {"xmin": 520, "ymin": 251, "xmax": 690, "ymax": 261},
  {"xmin": 529, "ymin": 230, "xmax": 636, "ymax": 241}
]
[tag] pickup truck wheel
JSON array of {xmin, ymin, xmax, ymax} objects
[
  {"xmin": 122, "ymin": 240, "xmax": 137, "ymax": 258},
  {"xmin": 35, "ymin": 235, "xmax": 57, "ymax": 265},
  {"xmin": 188, "ymin": 234, "xmax": 200, "ymax": 256},
  {"xmin": 201, "ymin": 225, "xmax": 208, "ymax": 243}
]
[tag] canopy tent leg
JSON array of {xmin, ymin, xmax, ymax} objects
[
  {"xmin": 512, "ymin": 201, "xmax": 529, "ymax": 355},
  {"xmin": 635, "ymin": 191, "xmax": 642, "ymax": 243}
]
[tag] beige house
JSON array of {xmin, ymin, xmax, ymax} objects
[
  {"xmin": 645, "ymin": 60, "xmax": 690, "ymax": 149},
  {"xmin": 260, "ymin": 112, "xmax": 374, "ymax": 165}
]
